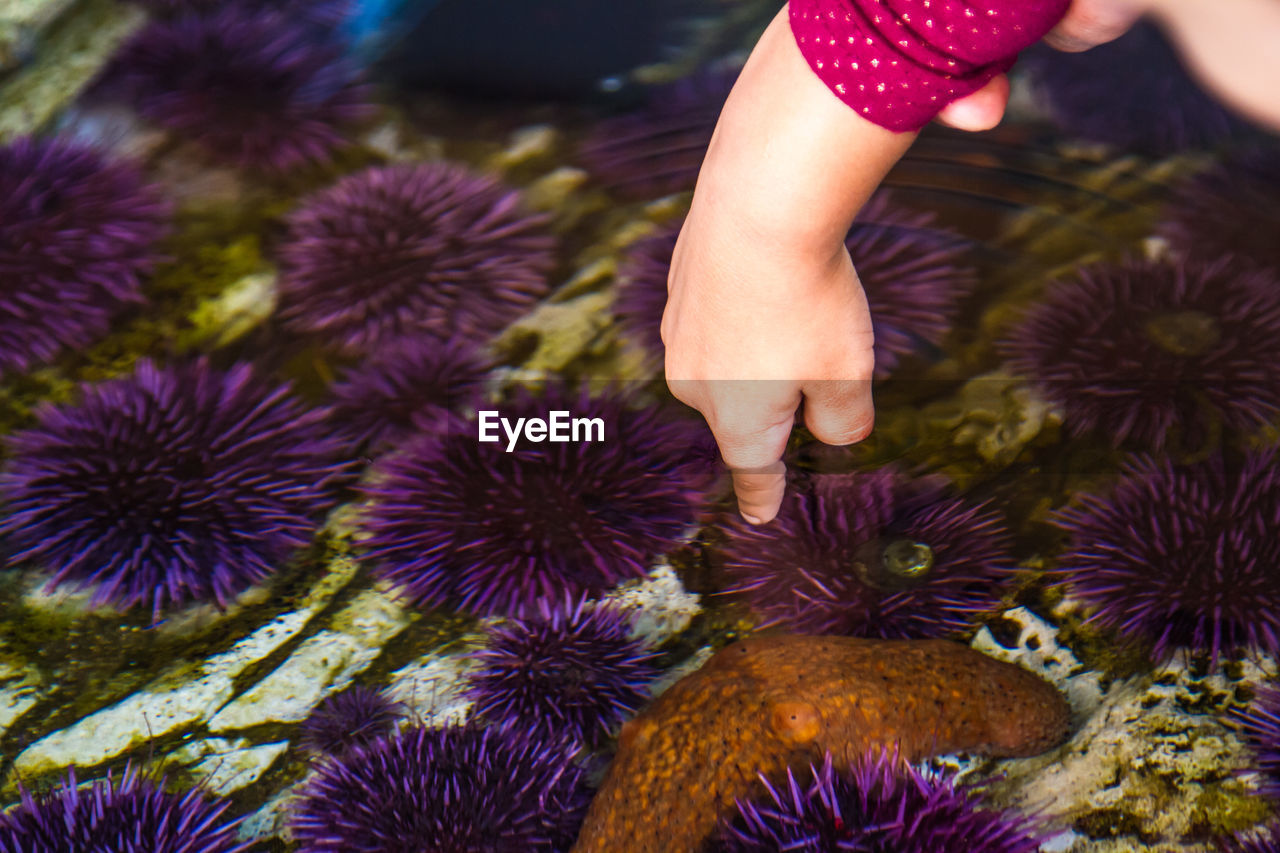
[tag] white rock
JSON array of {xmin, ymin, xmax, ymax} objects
[
  {"xmin": 208, "ymin": 586, "xmax": 410, "ymax": 731},
  {"xmin": 489, "ymin": 124, "xmax": 558, "ymax": 171},
  {"xmin": 0, "ymin": 656, "xmax": 41, "ymax": 736},
  {"xmin": 168, "ymin": 737, "xmax": 290, "ymax": 796},
  {"xmin": 8, "ymin": 558, "xmax": 359, "ymax": 781},
  {"xmin": 972, "ymin": 605, "xmax": 1106, "ymax": 723},
  {"xmin": 188, "ymin": 271, "xmax": 277, "ymax": 348},
  {"xmin": 602, "ymin": 561, "xmax": 701, "ymax": 648},
  {"xmin": 386, "ymin": 650, "xmax": 478, "ymax": 728},
  {"xmin": 980, "ymin": 666, "xmax": 1261, "ymax": 851},
  {"xmin": 649, "ymin": 645, "xmax": 714, "ymax": 699},
  {"xmin": 239, "ymin": 782, "xmax": 305, "ymax": 843}
]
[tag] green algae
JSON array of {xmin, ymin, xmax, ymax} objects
[
  {"xmin": 0, "ymin": 368, "xmax": 76, "ymax": 448},
  {"xmin": 1, "ymin": 224, "xmax": 275, "ymax": 403},
  {"xmin": 1191, "ymin": 785, "xmax": 1276, "ymax": 838},
  {"xmin": 1073, "ymin": 763, "xmax": 1271, "ymax": 844},
  {"xmin": 1051, "ymin": 606, "xmax": 1154, "ymax": 689},
  {"xmin": 0, "ymin": 535, "xmax": 360, "ymax": 781}
]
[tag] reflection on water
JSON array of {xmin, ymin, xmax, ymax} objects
[{"xmin": 0, "ymin": 1, "xmax": 1277, "ymax": 850}]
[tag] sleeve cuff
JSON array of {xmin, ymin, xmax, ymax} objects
[{"xmin": 789, "ymin": 0, "xmax": 1069, "ymax": 132}]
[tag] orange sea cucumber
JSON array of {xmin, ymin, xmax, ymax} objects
[{"xmin": 571, "ymin": 634, "xmax": 1070, "ymax": 853}]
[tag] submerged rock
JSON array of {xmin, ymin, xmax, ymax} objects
[
  {"xmin": 979, "ymin": 649, "xmax": 1273, "ymax": 851},
  {"xmin": 0, "ymin": 0, "xmax": 145, "ymax": 140}
]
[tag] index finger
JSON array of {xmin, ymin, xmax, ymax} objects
[{"xmin": 699, "ymin": 380, "xmax": 801, "ymax": 525}]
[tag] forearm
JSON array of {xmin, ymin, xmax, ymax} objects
[{"xmin": 693, "ymin": 5, "xmax": 916, "ymax": 265}]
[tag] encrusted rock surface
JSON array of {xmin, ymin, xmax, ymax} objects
[
  {"xmin": 0, "ymin": 0, "xmax": 145, "ymax": 140},
  {"xmin": 974, "ymin": 607, "xmax": 1275, "ymax": 851},
  {"xmin": 6, "ymin": 556, "xmax": 359, "ymax": 783},
  {"xmin": 167, "ymin": 737, "xmax": 291, "ymax": 797},
  {"xmin": 207, "ymin": 586, "xmax": 410, "ymax": 732},
  {"xmin": 0, "ymin": 652, "xmax": 41, "ymax": 738}
]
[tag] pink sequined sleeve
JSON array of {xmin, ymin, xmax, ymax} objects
[{"xmin": 790, "ymin": 0, "xmax": 1070, "ymax": 131}]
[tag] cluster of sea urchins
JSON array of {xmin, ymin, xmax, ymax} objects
[
  {"xmin": 1001, "ymin": 255, "xmax": 1280, "ymax": 449},
  {"xmin": 0, "ymin": 136, "xmax": 169, "ymax": 377},
  {"xmin": 358, "ymin": 387, "xmax": 703, "ymax": 617},
  {"xmin": 108, "ymin": 2, "xmax": 372, "ymax": 172},
  {"xmin": 276, "ymin": 161, "xmax": 554, "ymax": 354},
  {"xmin": 719, "ymin": 468, "xmax": 1013, "ymax": 638},
  {"xmin": 289, "ymin": 723, "xmax": 591, "ymax": 852},
  {"xmin": 0, "ymin": 767, "xmax": 248, "ymax": 853},
  {"xmin": 465, "ymin": 594, "xmax": 660, "ymax": 747},
  {"xmin": 714, "ymin": 750, "xmax": 1042, "ymax": 852},
  {"xmin": 614, "ymin": 192, "xmax": 974, "ymax": 376},
  {"xmin": 1053, "ymin": 451, "xmax": 1280, "ymax": 664},
  {"xmin": 0, "ymin": 359, "xmax": 349, "ymax": 618}
]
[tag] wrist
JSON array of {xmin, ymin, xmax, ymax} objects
[{"xmin": 691, "ymin": 5, "xmax": 915, "ymax": 257}]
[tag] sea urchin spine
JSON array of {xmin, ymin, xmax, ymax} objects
[
  {"xmin": 109, "ymin": 4, "xmax": 372, "ymax": 172},
  {"xmin": 0, "ymin": 766, "xmax": 250, "ymax": 853},
  {"xmin": 359, "ymin": 387, "xmax": 703, "ymax": 617},
  {"xmin": 0, "ymin": 359, "xmax": 350, "ymax": 617},
  {"xmin": 719, "ymin": 468, "xmax": 1013, "ymax": 639},
  {"xmin": 276, "ymin": 161, "xmax": 554, "ymax": 353},
  {"xmin": 0, "ymin": 136, "xmax": 169, "ymax": 377},
  {"xmin": 1001, "ymin": 255, "xmax": 1280, "ymax": 449},
  {"xmin": 289, "ymin": 723, "xmax": 591, "ymax": 852},
  {"xmin": 1053, "ymin": 451, "xmax": 1280, "ymax": 664},
  {"xmin": 465, "ymin": 594, "xmax": 661, "ymax": 746},
  {"xmin": 717, "ymin": 749, "xmax": 1043, "ymax": 852}
]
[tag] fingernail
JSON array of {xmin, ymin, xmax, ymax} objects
[{"xmin": 742, "ymin": 512, "xmax": 764, "ymax": 525}]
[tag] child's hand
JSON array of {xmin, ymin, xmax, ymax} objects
[{"xmin": 664, "ymin": 202, "xmax": 876, "ymax": 525}]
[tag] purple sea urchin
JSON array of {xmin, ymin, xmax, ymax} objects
[
  {"xmin": 359, "ymin": 388, "xmax": 702, "ymax": 616},
  {"xmin": 1227, "ymin": 683, "xmax": 1280, "ymax": 800},
  {"xmin": 580, "ymin": 68, "xmax": 737, "ymax": 200},
  {"xmin": 1159, "ymin": 146, "xmax": 1280, "ymax": 273},
  {"xmin": 277, "ymin": 162, "xmax": 554, "ymax": 353},
  {"xmin": 0, "ymin": 136, "xmax": 168, "ymax": 377},
  {"xmin": 109, "ymin": 5, "xmax": 372, "ymax": 172},
  {"xmin": 289, "ymin": 723, "xmax": 591, "ymax": 852},
  {"xmin": 847, "ymin": 192, "xmax": 977, "ymax": 377},
  {"xmin": 716, "ymin": 750, "xmax": 1042, "ymax": 852},
  {"xmin": 1001, "ymin": 255, "xmax": 1280, "ymax": 449},
  {"xmin": 1020, "ymin": 21, "xmax": 1252, "ymax": 154},
  {"xmin": 720, "ymin": 469, "xmax": 1013, "ymax": 638},
  {"xmin": 465, "ymin": 594, "xmax": 660, "ymax": 746},
  {"xmin": 0, "ymin": 766, "xmax": 249, "ymax": 853},
  {"xmin": 614, "ymin": 193, "xmax": 974, "ymax": 376},
  {"xmin": 299, "ymin": 685, "xmax": 405, "ymax": 756},
  {"xmin": 0, "ymin": 359, "xmax": 349, "ymax": 617},
  {"xmin": 1053, "ymin": 452, "xmax": 1280, "ymax": 663},
  {"xmin": 613, "ymin": 222, "xmax": 678, "ymax": 360},
  {"xmin": 1221, "ymin": 826, "xmax": 1280, "ymax": 853},
  {"xmin": 329, "ymin": 336, "xmax": 491, "ymax": 450}
]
